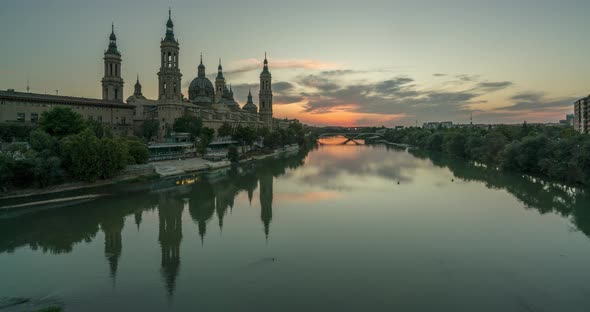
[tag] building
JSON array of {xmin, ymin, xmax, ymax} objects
[
  {"xmin": 423, "ymin": 121, "xmax": 453, "ymax": 129},
  {"xmin": 574, "ymin": 95, "xmax": 589, "ymax": 134},
  {"xmin": 1, "ymin": 9, "xmax": 296, "ymax": 141},
  {"xmin": 559, "ymin": 114, "xmax": 575, "ymax": 127},
  {"xmin": 134, "ymin": 9, "xmax": 292, "ymax": 140},
  {"xmin": 0, "ymin": 89, "xmax": 134, "ymax": 136}
]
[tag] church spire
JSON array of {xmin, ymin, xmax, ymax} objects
[
  {"xmin": 106, "ymin": 23, "xmax": 120, "ymax": 55},
  {"xmin": 216, "ymin": 58, "xmax": 224, "ymax": 79},
  {"xmin": 198, "ymin": 53, "xmax": 205, "ymax": 77},
  {"xmin": 134, "ymin": 74, "xmax": 143, "ymax": 96},
  {"xmin": 164, "ymin": 8, "xmax": 175, "ymax": 42}
]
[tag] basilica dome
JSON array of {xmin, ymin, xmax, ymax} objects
[{"xmin": 188, "ymin": 76, "xmax": 214, "ymax": 103}]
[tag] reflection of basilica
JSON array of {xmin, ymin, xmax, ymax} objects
[
  {"xmin": 0, "ymin": 150, "xmax": 310, "ymax": 298},
  {"xmin": 5, "ymin": 147, "xmax": 590, "ymax": 299},
  {"xmin": 100, "ymin": 216, "xmax": 124, "ymax": 279},
  {"xmin": 157, "ymin": 195, "xmax": 185, "ymax": 297},
  {"xmin": 260, "ymin": 172, "xmax": 274, "ymax": 239}
]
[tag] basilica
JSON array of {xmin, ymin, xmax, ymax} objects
[
  {"xmin": 0, "ymin": 9, "xmax": 294, "ymax": 140},
  {"xmin": 115, "ymin": 9, "xmax": 289, "ymax": 139}
]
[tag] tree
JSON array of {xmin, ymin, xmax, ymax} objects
[
  {"xmin": 39, "ymin": 107, "xmax": 85, "ymax": 137},
  {"xmin": 173, "ymin": 115, "xmax": 203, "ymax": 140},
  {"xmin": 31, "ymin": 155, "xmax": 62, "ymax": 188},
  {"xmin": 197, "ymin": 127, "xmax": 215, "ymax": 155},
  {"xmin": 61, "ymin": 129, "xmax": 101, "ymax": 181},
  {"xmin": 98, "ymin": 138, "xmax": 128, "ymax": 179},
  {"xmin": 233, "ymin": 125, "xmax": 257, "ymax": 153},
  {"xmin": 217, "ymin": 122, "xmax": 233, "ymax": 137},
  {"xmin": 29, "ymin": 130, "xmax": 57, "ymax": 154},
  {"xmin": 141, "ymin": 119, "xmax": 160, "ymax": 141},
  {"xmin": 86, "ymin": 119, "xmax": 113, "ymax": 139},
  {"xmin": 0, "ymin": 123, "xmax": 35, "ymax": 142},
  {"xmin": 0, "ymin": 153, "xmax": 14, "ymax": 190},
  {"xmin": 125, "ymin": 138, "xmax": 149, "ymax": 164},
  {"xmin": 227, "ymin": 146, "xmax": 240, "ymax": 163}
]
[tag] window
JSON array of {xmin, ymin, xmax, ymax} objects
[
  {"xmin": 17, "ymin": 113, "xmax": 25, "ymax": 122},
  {"xmin": 88, "ymin": 116, "xmax": 94, "ymax": 121},
  {"xmin": 31, "ymin": 113, "xmax": 38, "ymax": 123},
  {"xmin": 98, "ymin": 116, "xmax": 103, "ymax": 122},
  {"xmin": 115, "ymin": 88, "xmax": 118, "ymax": 100},
  {"xmin": 121, "ymin": 117, "xmax": 126, "ymax": 125}
]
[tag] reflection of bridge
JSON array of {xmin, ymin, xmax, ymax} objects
[{"xmin": 317, "ymin": 133, "xmax": 384, "ymax": 145}]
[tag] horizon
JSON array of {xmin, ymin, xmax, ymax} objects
[{"xmin": 1, "ymin": 0, "xmax": 589, "ymax": 127}]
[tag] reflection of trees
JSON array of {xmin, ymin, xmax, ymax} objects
[{"xmin": 413, "ymin": 150, "xmax": 590, "ymax": 237}]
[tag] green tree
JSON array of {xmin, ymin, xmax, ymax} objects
[
  {"xmin": 197, "ymin": 127, "xmax": 215, "ymax": 155},
  {"xmin": 98, "ymin": 138, "xmax": 128, "ymax": 179},
  {"xmin": 31, "ymin": 155, "xmax": 62, "ymax": 188},
  {"xmin": 141, "ymin": 119, "xmax": 160, "ymax": 141},
  {"xmin": 125, "ymin": 138, "xmax": 149, "ymax": 164},
  {"xmin": 173, "ymin": 115, "xmax": 203, "ymax": 140},
  {"xmin": 0, "ymin": 123, "xmax": 35, "ymax": 142},
  {"xmin": 217, "ymin": 122, "xmax": 233, "ymax": 137},
  {"xmin": 39, "ymin": 107, "xmax": 85, "ymax": 137},
  {"xmin": 86, "ymin": 119, "xmax": 113, "ymax": 139},
  {"xmin": 0, "ymin": 153, "xmax": 14, "ymax": 190},
  {"xmin": 227, "ymin": 146, "xmax": 240, "ymax": 163},
  {"xmin": 29, "ymin": 130, "xmax": 57, "ymax": 154},
  {"xmin": 233, "ymin": 125, "xmax": 257, "ymax": 153},
  {"xmin": 61, "ymin": 129, "xmax": 101, "ymax": 181}
]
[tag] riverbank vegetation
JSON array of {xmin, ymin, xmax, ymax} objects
[
  {"xmin": 0, "ymin": 107, "xmax": 149, "ymax": 191},
  {"xmin": 383, "ymin": 124, "xmax": 590, "ymax": 186}
]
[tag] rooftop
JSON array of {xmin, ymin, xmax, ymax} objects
[{"xmin": 0, "ymin": 89, "xmax": 133, "ymax": 109}]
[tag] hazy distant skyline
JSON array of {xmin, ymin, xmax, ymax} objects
[{"xmin": 1, "ymin": 0, "xmax": 589, "ymax": 126}]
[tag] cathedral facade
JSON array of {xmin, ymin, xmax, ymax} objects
[
  {"xmin": 125, "ymin": 10, "xmax": 289, "ymax": 140},
  {"xmin": 0, "ymin": 9, "xmax": 293, "ymax": 141}
]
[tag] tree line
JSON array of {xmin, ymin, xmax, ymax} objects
[
  {"xmin": 171, "ymin": 115, "xmax": 313, "ymax": 161},
  {"xmin": 383, "ymin": 124, "xmax": 590, "ymax": 186},
  {"xmin": 0, "ymin": 107, "xmax": 149, "ymax": 191}
]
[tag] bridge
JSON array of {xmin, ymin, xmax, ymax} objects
[{"xmin": 317, "ymin": 133, "xmax": 384, "ymax": 145}]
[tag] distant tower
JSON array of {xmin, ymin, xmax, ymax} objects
[
  {"xmin": 242, "ymin": 89, "xmax": 258, "ymax": 113},
  {"xmin": 133, "ymin": 74, "xmax": 145, "ymax": 98},
  {"xmin": 158, "ymin": 9, "xmax": 182, "ymax": 101},
  {"xmin": 259, "ymin": 53, "xmax": 273, "ymax": 125},
  {"xmin": 215, "ymin": 58, "xmax": 226, "ymax": 102},
  {"xmin": 102, "ymin": 24, "xmax": 124, "ymax": 102}
]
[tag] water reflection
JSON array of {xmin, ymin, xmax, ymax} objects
[{"xmin": 2, "ymin": 144, "xmax": 590, "ymax": 303}]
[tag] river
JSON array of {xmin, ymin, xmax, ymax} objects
[{"xmin": 2, "ymin": 137, "xmax": 590, "ymax": 311}]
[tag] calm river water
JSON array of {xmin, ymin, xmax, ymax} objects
[{"xmin": 2, "ymin": 137, "xmax": 590, "ymax": 311}]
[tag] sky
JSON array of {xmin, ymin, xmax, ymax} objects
[{"xmin": 1, "ymin": 0, "xmax": 589, "ymax": 127}]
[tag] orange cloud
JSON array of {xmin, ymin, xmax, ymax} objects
[
  {"xmin": 273, "ymin": 102, "xmax": 405, "ymax": 127},
  {"xmin": 230, "ymin": 58, "xmax": 341, "ymax": 73}
]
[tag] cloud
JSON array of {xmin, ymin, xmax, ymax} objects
[
  {"xmin": 476, "ymin": 81, "xmax": 513, "ymax": 91},
  {"xmin": 299, "ymin": 74, "xmax": 341, "ymax": 92},
  {"xmin": 223, "ymin": 58, "xmax": 341, "ymax": 77},
  {"xmin": 456, "ymin": 74, "xmax": 480, "ymax": 82},
  {"xmin": 500, "ymin": 92, "xmax": 574, "ymax": 111},
  {"xmin": 272, "ymin": 82, "xmax": 295, "ymax": 92},
  {"xmin": 433, "ymin": 73, "xmax": 447, "ymax": 77}
]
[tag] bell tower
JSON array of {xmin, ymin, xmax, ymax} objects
[
  {"xmin": 215, "ymin": 58, "xmax": 226, "ymax": 102},
  {"xmin": 259, "ymin": 53, "xmax": 273, "ymax": 125},
  {"xmin": 158, "ymin": 9, "xmax": 182, "ymax": 101},
  {"xmin": 102, "ymin": 24, "xmax": 124, "ymax": 102}
]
